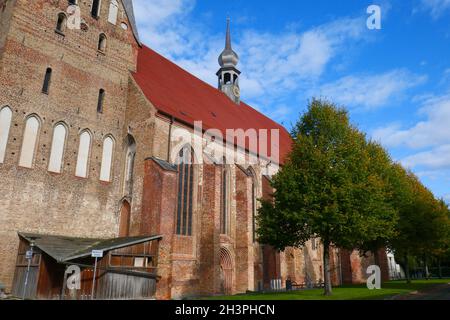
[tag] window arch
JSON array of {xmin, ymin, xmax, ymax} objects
[
  {"xmin": 48, "ymin": 123, "xmax": 68, "ymax": 173},
  {"xmin": 97, "ymin": 89, "xmax": 105, "ymax": 113},
  {"xmin": 220, "ymin": 159, "xmax": 231, "ymax": 235},
  {"xmin": 56, "ymin": 13, "xmax": 67, "ymax": 33},
  {"xmin": 108, "ymin": 0, "xmax": 118, "ymax": 25},
  {"xmin": 0, "ymin": 106, "xmax": 12, "ymax": 164},
  {"xmin": 100, "ymin": 135, "xmax": 114, "ymax": 182},
  {"xmin": 176, "ymin": 145, "xmax": 195, "ymax": 236},
  {"xmin": 75, "ymin": 130, "xmax": 92, "ymax": 178},
  {"xmin": 42, "ymin": 68, "xmax": 52, "ymax": 94},
  {"xmin": 19, "ymin": 115, "xmax": 41, "ymax": 168},
  {"xmin": 247, "ymin": 167, "xmax": 257, "ymax": 243},
  {"xmin": 123, "ymin": 134, "xmax": 136, "ymax": 196},
  {"xmin": 98, "ymin": 34, "xmax": 107, "ymax": 52}
]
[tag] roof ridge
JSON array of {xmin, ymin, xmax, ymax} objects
[{"xmin": 138, "ymin": 45, "xmax": 289, "ymax": 133}]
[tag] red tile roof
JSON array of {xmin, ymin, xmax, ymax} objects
[{"xmin": 132, "ymin": 45, "xmax": 292, "ymax": 164}]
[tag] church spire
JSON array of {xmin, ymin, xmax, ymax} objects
[
  {"xmin": 225, "ymin": 18, "xmax": 232, "ymax": 50},
  {"xmin": 218, "ymin": 18, "xmax": 239, "ymax": 68},
  {"xmin": 217, "ymin": 18, "xmax": 241, "ymax": 104}
]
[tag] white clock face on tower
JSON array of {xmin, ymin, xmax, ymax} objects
[{"xmin": 232, "ymin": 85, "xmax": 240, "ymax": 98}]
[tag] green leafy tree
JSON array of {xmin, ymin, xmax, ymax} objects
[
  {"xmin": 257, "ymin": 99, "xmax": 397, "ymax": 295},
  {"xmin": 390, "ymin": 171, "xmax": 449, "ymax": 283},
  {"xmin": 355, "ymin": 142, "xmax": 399, "ymax": 264}
]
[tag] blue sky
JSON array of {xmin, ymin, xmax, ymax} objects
[{"xmin": 133, "ymin": 0, "xmax": 450, "ymax": 202}]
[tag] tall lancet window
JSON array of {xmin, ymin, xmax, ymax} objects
[
  {"xmin": 220, "ymin": 159, "xmax": 231, "ymax": 235},
  {"xmin": 48, "ymin": 123, "xmax": 67, "ymax": 173},
  {"xmin": 0, "ymin": 106, "xmax": 12, "ymax": 164},
  {"xmin": 123, "ymin": 134, "xmax": 136, "ymax": 196},
  {"xmin": 19, "ymin": 115, "xmax": 41, "ymax": 168},
  {"xmin": 248, "ymin": 167, "xmax": 257, "ymax": 243},
  {"xmin": 75, "ymin": 130, "xmax": 92, "ymax": 178},
  {"xmin": 176, "ymin": 145, "xmax": 194, "ymax": 236},
  {"xmin": 100, "ymin": 136, "xmax": 114, "ymax": 182}
]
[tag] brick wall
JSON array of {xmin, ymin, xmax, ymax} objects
[{"xmin": 0, "ymin": 0, "xmax": 139, "ymax": 290}]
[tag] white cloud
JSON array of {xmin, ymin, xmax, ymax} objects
[
  {"xmin": 402, "ymin": 144, "xmax": 450, "ymax": 169},
  {"xmin": 373, "ymin": 93, "xmax": 450, "ymax": 149},
  {"xmin": 132, "ymin": 0, "xmax": 369, "ymax": 123},
  {"xmin": 373, "ymin": 92, "xmax": 450, "ymax": 185},
  {"xmin": 313, "ymin": 70, "xmax": 426, "ymax": 110},
  {"xmin": 419, "ymin": 0, "xmax": 450, "ymax": 18},
  {"xmin": 444, "ymin": 194, "xmax": 450, "ymax": 203}
]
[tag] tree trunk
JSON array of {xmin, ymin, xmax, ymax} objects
[
  {"xmin": 404, "ymin": 254, "xmax": 411, "ymax": 284},
  {"xmin": 438, "ymin": 260, "xmax": 443, "ymax": 279},
  {"xmin": 373, "ymin": 248, "xmax": 380, "ymax": 268},
  {"xmin": 323, "ymin": 241, "xmax": 333, "ymax": 296}
]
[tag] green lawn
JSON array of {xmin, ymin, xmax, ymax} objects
[{"xmin": 202, "ymin": 279, "xmax": 450, "ymax": 300}]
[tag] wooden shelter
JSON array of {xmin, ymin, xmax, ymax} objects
[{"xmin": 11, "ymin": 233, "xmax": 162, "ymax": 300}]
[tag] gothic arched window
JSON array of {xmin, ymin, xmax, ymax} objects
[
  {"xmin": 75, "ymin": 130, "xmax": 92, "ymax": 178},
  {"xmin": 220, "ymin": 160, "xmax": 231, "ymax": 235},
  {"xmin": 98, "ymin": 34, "xmax": 107, "ymax": 52},
  {"xmin": 56, "ymin": 13, "xmax": 67, "ymax": 34},
  {"xmin": 108, "ymin": 0, "xmax": 119, "ymax": 25},
  {"xmin": 248, "ymin": 167, "xmax": 257, "ymax": 243},
  {"xmin": 100, "ymin": 136, "xmax": 114, "ymax": 181},
  {"xmin": 42, "ymin": 68, "xmax": 52, "ymax": 95},
  {"xmin": 176, "ymin": 145, "xmax": 194, "ymax": 236},
  {"xmin": 97, "ymin": 89, "xmax": 105, "ymax": 113},
  {"xmin": 48, "ymin": 123, "xmax": 67, "ymax": 173},
  {"xmin": 0, "ymin": 106, "xmax": 12, "ymax": 164},
  {"xmin": 123, "ymin": 134, "xmax": 136, "ymax": 196},
  {"xmin": 19, "ymin": 115, "xmax": 41, "ymax": 168}
]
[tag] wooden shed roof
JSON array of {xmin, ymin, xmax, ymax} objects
[{"xmin": 18, "ymin": 233, "xmax": 162, "ymax": 263}]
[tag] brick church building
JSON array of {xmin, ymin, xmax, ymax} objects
[{"xmin": 0, "ymin": 0, "xmax": 388, "ymax": 299}]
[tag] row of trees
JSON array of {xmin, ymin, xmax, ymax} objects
[{"xmin": 257, "ymin": 99, "xmax": 450, "ymax": 296}]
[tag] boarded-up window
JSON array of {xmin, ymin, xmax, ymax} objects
[
  {"xmin": 99, "ymin": 136, "xmax": 114, "ymax": 181},
  {"xmin": 108, "ymin": 0, "xmax": 118, "ymax": 25},
  {"xmin": 19, "ymin": 116, "xmax": 40, "ymax": 168},
  {"xmin": 48, "ymin": 124, "xmax": 67, "ymax": 173},
  {"xmin": 176, "ymin": 145, "xmax": 194, "ymax": 236},
  {"xmin": 0, "ymin": 106, "xmax": 12, "ymax": 163},
  {"xmin": 75, "ymin": 131, "xmax": 91, "ymax": 178}
]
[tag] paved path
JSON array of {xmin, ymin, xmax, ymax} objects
[{"xmin": 393, "ymin": 283, "xmax": 450, "ymax": 300}]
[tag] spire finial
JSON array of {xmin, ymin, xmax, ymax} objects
[{"xmin": 225, "ymin": 17, "xmax": 231, "ymax": 50}]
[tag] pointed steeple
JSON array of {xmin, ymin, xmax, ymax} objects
[
  {"xmin": 225, "ymin": 18, "xmax": 232, "ymax": 50},
  {"xmin": 218, "ymin": 18, "xmax": 239, "ymax": 68},
  {"xmin": 217, "ymin": 18, "xmax": 241, "ymax": 104}
]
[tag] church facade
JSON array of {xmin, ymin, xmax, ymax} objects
[{"xmin": 0, "ymin": 0, "xmax": 388, "ymax": 299}]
